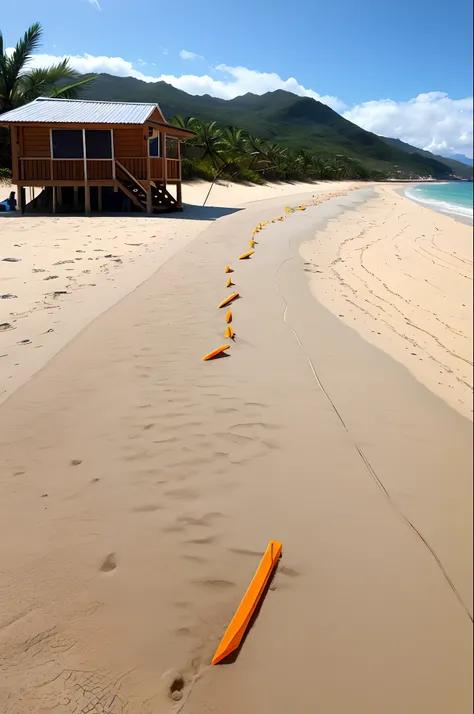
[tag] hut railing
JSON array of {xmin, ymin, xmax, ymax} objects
[{"xmin": 18, "ymin": 157, "xmax": 181, "ymax": 183}]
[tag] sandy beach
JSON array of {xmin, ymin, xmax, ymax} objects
[
  {"xmin": 301, "ymin": 184, "xmax": 473, "ymax": 419},
  {"xmin": 0, "ymin": 182, "xmax": 472, "ymax": 713},
  {"xmin": 0, "ymin": 180, "xmax": 354, "ymax": 405}
]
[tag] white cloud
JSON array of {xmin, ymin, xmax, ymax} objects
[
  {"xmin": 22, "ymin": 52, "xmax": 159, "ymax": 81},
  {"xmin": 15, "ymin": 49, "xmax": 473, "ymax": 158},
  {"xmin": 21, "ymin": 51, "xmax": 345, "ymax": 110},
  {"xmin": 86, "ymin": 0, "xmax": 101, "ymax": 10},
  {"xmin": 344, "ymin": 93, "xmax": 473, "ymax": 159},
  {"xmin": 179, "ymin": 50, "xmax": 202, "ymax": 61}
]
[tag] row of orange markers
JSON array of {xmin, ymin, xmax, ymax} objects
[
  {"xmin": 204, "ymin": 203, "xmax": 308, "ymax": 666},
  {"xmin": 202, "ymin": 205, "xmax": 307, "ymax": 361}
]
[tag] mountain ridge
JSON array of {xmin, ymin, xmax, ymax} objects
[
  {"xmin": 80, "ymin": 74, "xmax": 473, "ymax": 180},
  {"xmin": 381, "ymin": 137, "xmax": 473, "ymax": 178}
]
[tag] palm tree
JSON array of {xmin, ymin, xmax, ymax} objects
[
  {"xmin": 178, "ymin": 119, "xmax": 225, "ymax": 204},
  {"xmin": 0, "ymin": 23, "xmax": 96, "ymax": 113},
  {"xmin": 171, "ymin": 116, "xmax": 382, "ymax": 186},
  {"xmin": 191, "ymin": 119, "xmax": 226, "ymax": 171},
  {"xmin": 259, "ymin": 143, "xmax": 288, "ymax": 178},
  {"xmin": 221, "ymin": 126, "xmax": 248, "ymax": 165},
  {"xmin": 296, "ymin": 148, "xmax": 315, "ymax": 177},
  {"xmin": 246, "ymin": 134, "xmax": 267, "ymax": 169},
  {"xmin": 170, "ymin": 115, "xmax": 196, "ymax": 131}
]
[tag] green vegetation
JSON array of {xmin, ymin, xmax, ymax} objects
[
  {"xmin": 80, "ymin": 73, "xmax": 473, "ymax": 181},
  {"xmin": 174, "ymin": 116, "xmax": 377, "ymax": 184}
]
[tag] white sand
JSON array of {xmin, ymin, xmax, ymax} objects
[
  {"xmin": 0, "ymin": 180, "xmax": 356, "ymax": 405},
  {"xmin": 301, "ymin": 184, "xmax": 473, "ymax": 418}
]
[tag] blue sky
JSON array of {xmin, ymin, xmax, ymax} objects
[{"xmin": 2, "ymin": 0, "xmax": 473, "ymax": 156}]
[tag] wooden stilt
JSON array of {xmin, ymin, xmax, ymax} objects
[
  {"xmin": 57, "ymin": 186, "xmax": 62, "ymax": 210},
  {"xmin": 18, "ymin": 186, "xmax": 24, "ymax": 215},
  {"xmin": 162, "ymin": 132, "xmax": 167, "ymax": 188},
  {"xmin": 85, "ymin": 185, "xmax": 91, "ymax": 215},
  {"xmin": 73, "ymin": 187, "xmax": 79, "ymax": 210},
  {"xmin": 98, "ymin": 186, "xmax": 103, "ymax": 212},
  {"xmin": 146, "ymin": 182, "xmax": 152, "ymax": 214},
  {"xmin": 52, "ymin": 186, "xmax": 57, "ymax": 214},
  {"xmin": 176, "ymin": 181, "xmax": 182, "ymax": 208}
]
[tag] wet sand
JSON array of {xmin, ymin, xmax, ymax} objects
[{"xmin": 0, "ymin": 188, "xmax": 472, "ymax": 713}]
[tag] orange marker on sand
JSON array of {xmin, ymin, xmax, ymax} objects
[
  {"xmin": 225, "ymin": 309, "xmax": 232, "ymax": 324},
  {"xmin": 225, "ymin": 265, "xmax": 232, "ymax": 273},
  {"xmin": 238, "ymin": 250, "xmax": 254, "ymax": 260},
  {"xmin": 225, "ymin": 325, "xmax": 235, "ymax": 339},
  {"xmin": 226, "ymin": 277, "xmax": 232, "ymax": 288},
  {"xmin": 202, "ymin": 345, "xmax": 231, "ymax": 361},
  {"xmin": 211, "ymin": 540, "xmax": 282, "ymax": 665},
  {"xmin": 218, "ymin": 292, "xmax": 239, "ymax": 309}
]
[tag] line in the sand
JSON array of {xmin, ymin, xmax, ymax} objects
[{"xmin": 275, "ymin": 199, "xmax": 473, "ymax": 624}]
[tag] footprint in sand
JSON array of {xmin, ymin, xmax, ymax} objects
[
  {"xmin": 279, "ymin": 565, "xmax": 301, "ymax": 578},
  {"xmin": 229, "ymin": 547, "xmax": 264, "ymax": 558},
  {"xmin": 178, "ymin": 513, "xmax": 223, "ymax": 528},
  {"xmin": 192, "ymin": 578, "xmax": 236, "ymax": 589},
  {"xmin": 100, "ymin": 553, "xmax": 117, "ymax": 572},
  {"xmin": 185, "ymin": 535, "xmax": 216, "ymax": 545},
  {"xmin": 160, "ymin": 669, "xmax": 186, "ymax": 702},
  {"xmin": 164, "ymin": 488, "xmax": 199, "ymax": 501},
  {"xmin": 132, "ymin": 504, "xmax": 162, "ymax": 513}
]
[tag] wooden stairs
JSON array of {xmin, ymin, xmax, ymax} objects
[{"xmin": 115, "ymin": 161, "xmax": 179, "ymax": 213}]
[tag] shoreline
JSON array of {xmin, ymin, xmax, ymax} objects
[
  {"xmin": 401, "ymin": 182, "xmax": 473, "ymax": 225},
  {"xmin": 301, "ymin": 184, "xmax": 473, "ymax": 419},
  {"xmin": 0, "ymin": 184, "xmax": 471, "ymax": 713}
]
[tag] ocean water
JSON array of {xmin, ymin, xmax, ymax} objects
[{"xmin": 405, "ymin": 182, "xmax": 473, "ymax": 222}]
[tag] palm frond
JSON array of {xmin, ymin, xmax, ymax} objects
[
  {"xmin": 3, "ymin": 23, "xmax": 43, "ymax": 98},
  {"xmin": 51, "ymin": 74, "xmax": 97, "ymax": 99},
  {"xmin": 17, "ymin": 61, "xmax": 76, "ymax": 101}
]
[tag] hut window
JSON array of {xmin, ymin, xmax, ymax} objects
[
  {"xmin": 149, "ymin": 136, "xmax": 160, "ymax": 157},
  {"xmin": 52, "ymin": 130, "xmax": 84, "ymax": 159},
  {"xmin": 85, "ymin": 130, "xmax": 112, "ymax": 159}
]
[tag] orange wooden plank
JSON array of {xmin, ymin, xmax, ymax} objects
[
  {"xmin": 211, "ymin": 540, "xmax": 282, "ymax": 665},
  {"xmin": 202, "ymin": 344, "xmax": 230, "ymax": 361},
  {"xmin": 218, "ymin": 292, "xmax": 239, "ymax": 309}
]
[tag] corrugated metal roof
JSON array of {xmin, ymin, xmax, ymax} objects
[{"xmin": 0, "ymin": 97, "xmax": 157, "ymax": 124}]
